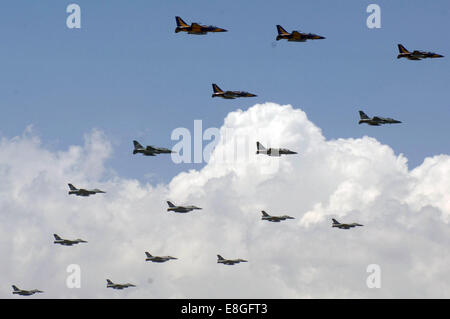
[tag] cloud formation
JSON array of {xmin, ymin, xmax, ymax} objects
[{"xmin": 0, "ymin": 103, "xmax": 449, "ymax": 298}]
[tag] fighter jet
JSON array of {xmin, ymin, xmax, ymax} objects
[
  {"xmin": 68, "ymin": 184, "xmax": 106, "ymax": 197},
  {"xmin": 276, "ymin": 25, "xmax": 325, "ymax": 42},
  {"xmin": 261, "ymin": 211, "xmax": 295, "ymax": 222},
  {"xmin": 256, "ymin": 142, "xmax": 297, "ymax": 156},
  {"xmin": 106, "ymin": 279, "xmax": 136, "ymax": 290},
  {"xmin": 133, "ymin": 140, "xmax": 174, "ymax": 156},
  {"xmin": 167, "ymin": 201, "xmax": 202, "ymax": 213},
  {"xmin": 53, "ymin": 234, "xmax": 87, "ymax": 246},
  {"xmin": 332, "ymin": 218, "xmax": 363, "ymax": 230},
  {"xmin": 358, "ymin": 111, "xmax": 402, "ymax": 126},
  {"xmin": 217, "ymin": 255, "xmax": 248, "ymax": 265},
  {"xmin": 397, "ymin": 44, "xmax": 444, "ymax": 60},
  {"xmin": 211, "ymin": 84, "xmax": 257, "ymax": 99},
  {"xmin": 145, "ymin": 252, "xmax": 178, "ymax": 263},
  {"xmin": 12, "ymin": 285, "xmax": 43, "ymax": 296},
  {"xmin": 175, "ymin": 16, "xmax": 227, "ymax": 35}
]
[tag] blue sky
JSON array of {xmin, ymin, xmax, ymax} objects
[{"xmin": 0, "ymin": 0, "xmax": 448, "ymax": 184}]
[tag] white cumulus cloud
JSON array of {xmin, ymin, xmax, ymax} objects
[{"xmin": 0, "ymin": 102, "xmax": 449, "ymax": 298}]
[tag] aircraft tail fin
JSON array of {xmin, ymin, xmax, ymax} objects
[
  {"xmin": 276, "ymin": 25, "xmax": 290, "ymax": 36},
  {"xmin": 167, "ymin": 201, "xmax": 176, "ymax": 208},
  {"xmin": 332, "ymin": 218, "xmax": 339, "ymax": 225},
  {"xmin": 68, "ymin": 184, "xmax": 77, "ymax": 191},
  {"xmin": 398, "ymin": 44, "xmax": 410, "ymax": 54},
  {"xmin": 217, "ymin": 255, "xmax": 224, "ymax": 260},
  {"xmin": 145, "ymin": 252, "xmax": 152, "ymax": 258},
  {"xmin": 133, "ymin": 140, "xmax": 144, "ymax": 149},
  {"xmin": 256, "ymin": 142, "xmax": 266, "ymax": 154},
  {"xmin": 53, "ymin": 234, "xmax": 62, "ymax": 240},
  {"xmin": 212, "ymin": 83, "xmax": 223, "ymax": 94},
  {"xmin": 176, "ymin": 16, "xmax": 189, "ymax": 28},
  {"xmin": 359, "ymin": 111, "xmax": 370, "ymax": 120},
  {"xmin": 12, "ymin": 285, "xmax": 20, "ymax": 291},
  {"xmin": 261, "ymin": 211, "xmax": 269, "ymax": 217},
  {"xmin": 106, "ymin": 279, "xmax": 113, "ymax": 285}
]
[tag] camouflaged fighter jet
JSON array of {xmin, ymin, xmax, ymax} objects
[
  {"xmin": 256, "ymin": 142, "xmax": 297, "ymax": 156},
  {"xmin": 261, "ymin": 211, "xmax": 295, "ymax": 222},
  {"xmin": 133, "ymin": 140, "xmax": 174, "ymax": 156},
  {"xmin": 359, "ymin": 111, "xmax": 402, "ymax": 126},
  {"xmin": 145, "ymin": 252, "xmax": 178, "ymax": 263},
  {"xmin": 332, "ymin": 218, "xmax": 363, "ymax": 230},
  {"xmin": 106, "ymin": 279, "xmax": 136, "ymax": 290},
  {"xmin": 68, "ymin": 183, "xmax": 106, "ymax": 197},
  {"xmin": 167, "ymin": 201, "xmax": 202, "ymax": 213},
  {"xmin": 212, "ymin": 84, "xmax": 257, "ymax": 99},
  {"xmin": 397, "ymin": 44, "xmax": 444, "ymax": 61},
  {"xmin": 217, "ymin": 255, "xmax": 248, "ymax": 265},
  {"xmin": 276, "ymin": 25, "xmax": 325, "ymax": 42},
  {"xmin": 53, "ymin": 234, "xmax": 87, "ymax": 246},
  {"xmin": 12, "ymin": 285, "xmax": 43, "ymax": 296},
  {"xmin": 175, "ymin": 16, "xmax": 227, "ymax": 35}
]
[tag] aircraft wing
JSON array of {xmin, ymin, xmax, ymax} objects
[
  {"xmin": 291, "ymin": 31, "xmax": 304, "ymax": 39},
  {"xmin": 191, "ymin": 23, "xmax": 203, "ymax": 32}
]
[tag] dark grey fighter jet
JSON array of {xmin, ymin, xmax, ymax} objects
[
  {"xmin": 145, "ymin": 252, "xmax": 177, "ymax": 263},
  {"xmin": 261, "ymin": 211, "xmax": 295, "ymax": 222},
  {"xmin": 68, "ymin": 184, "xmax": 106, "ymax": 197},
  {"xmin": 12, "ymin": 285, "xmax": 43, "ymax": 296},
  {"xmin": 212, "ymin": 84, "xmax": 257, "ymax": 99},
  {"xmin": 133, "ymin": 140, "xmax": 174, "ymax": 156},
  {"xmin": 332, "ymin": 218, "xmax": 363, "ymax": 230},
  {"xmin": 358, "ymin": 111, "xmax": 402, "ymax": 126},
  {"xmin": 167, "ymin": 201, "xmax": 202, "ymax": 213},
  {"xmin": 106, "ymin": 279, "xmax": 136, "ymax": 290},
  {"xmin": 217, "ymin": 255, "xmax": 248, "ymax": 265},
  {"xmin": 276, "ymin": 25, "xmax": 325, "ymax": 42},
  {"xmin": 256, "ymin": 142, "xmax": 297, "ymax": 156},
  {"xmin": 397, "ymin": 44, "xmax": 444, "ymax": 61},
  {"xmin": 53, "ymin": 234, "xmax": 87, "ymax": 246}
]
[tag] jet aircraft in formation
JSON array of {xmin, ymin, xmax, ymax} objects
[
  {"xmin": 276, "ymin": 25, "xmax": 325, "ymax": 42},
  {"xmin": 16, "ymin": 15, "xmax": 443, "ymax": 298},
  {"xmin": 145, "ymin": 252, "xmax": 178, "ymax": 263},
  {"xmin": 175, "ymin": 16, "xmax": 227, "ymax": 35},
  {"xmin": 53, "ymin": 234, "xmax": 88, "ymax": 246},
  {"xmin": 256, "ymin": 142, "xmax": 297, "ymax": 156},
  {"xmin": 397, "ymin": 44, "xmax": 444, "ymax": 60},
  {"xmin": 12, "ymin": 285, "xmax": 43, "ymax": 296},
  {"xmin": 217, "ymin": 255, "xmax": 248, "ymax": 265},
  {"xmin": 133, "ymin": 140, "xmax": 174, "ymax": 156},
  {"xmin": 68, "ymin": 184, "xmax": 106, "ymax": 197},
  {"xmin": 106, "ymin": 279, "xmax": 136, "ymax": 290},
  {"xmin": 332, "ymin": 219, "xmax": 363, "ymax": 230},
  {"xmin": 261, "ymin": 211, "xmax": 295, "ymax": 222},
  {"xmin": 211, "ymin": 83, "xmax": 257, "ymax": 99},
  {"xmin": 167, "ymin": 201, "xmax": 202, "ymax": 213},
  {"xmin": 358, "ymin": 111, "xmax": 402, "ymax": 126}
]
